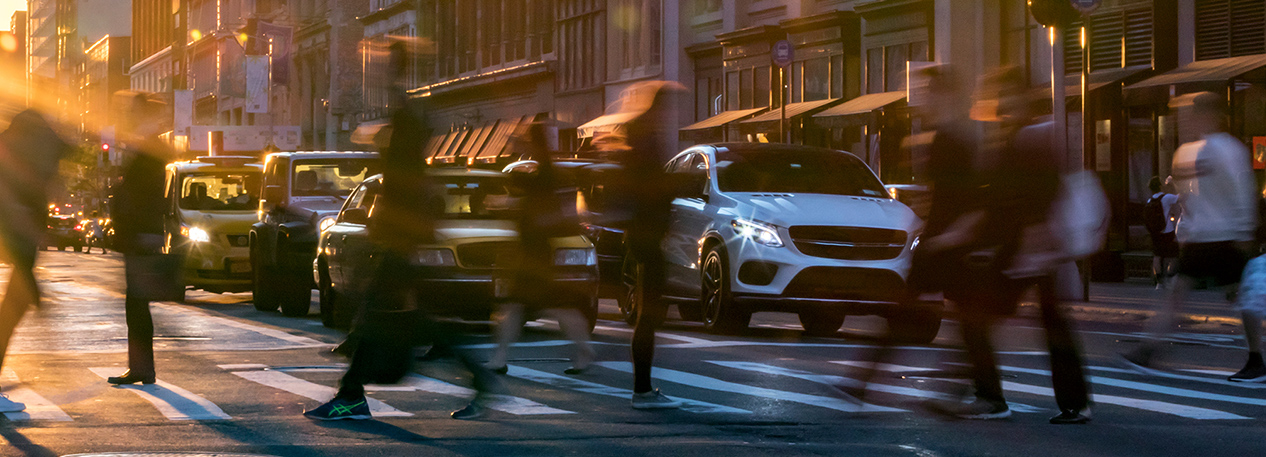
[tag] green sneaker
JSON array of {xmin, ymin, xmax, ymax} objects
[{"xmin": 304, "ymin": 396, "xmax": 372, "ymax": 421}]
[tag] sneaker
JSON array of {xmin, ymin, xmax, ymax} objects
[
  {"xmin": 1049, "ymin": 407, "xmax": 1093, "ymax": 424},
  {"xmin": 631, "ymin": 389, "xmax": 682, "ymax": 410},
  {"xmin": 1228, "ymin": 362, "xmax": 1266, "ymax": 383},
  {"xmin": 924, "ymin": 398, "xmax": 1011, "ymax": 420},
  {"xmin": 451, "ymin": 400, "xmax": 488, "ymax": 420},
  {"xmin": 0, "ymin": 393, "xmax": 26, "ymax": 413},
  {"xmin": 304, "ymin": 396, "xmax": 371, "ymax": 421}
]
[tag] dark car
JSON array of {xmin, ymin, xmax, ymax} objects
[{"xmin": 42, "ymin": 215, "xmax": 85, "ymax": 252}]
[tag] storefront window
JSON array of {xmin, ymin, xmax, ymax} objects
[
  {"xmin": 790, "ymin": 62, "xmax": 802, "ymax": 103},
  {"xmin": 867, "ymin": 48, "xmax": 883, "ymax": 94},
  {"xmin": 754, "ymin": 66, "xmax": 771, "ymax": 108},
  {"xmin": 830, "ymin": 55, "xmax": 844, "ymax": 98},
  {"xmin": 804, "ymin": 57, "xmax": 829, "ymax": 102},
  {"xmin": 740, "ymin": 68, "xmax": 753, "ymax": 109},
  {"xmin": 885, "ymin": 45, "xmax": 908, "ymax": 92},
  {"xmin": 726, "ymin": 71, "xmax": 739, "ymax": 111}
]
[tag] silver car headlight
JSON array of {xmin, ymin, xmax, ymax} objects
[
  {"xmin": 910, "ymin": 235, "xmax": 921, "ymax": 251},
  {"xmin": 414, "ymin": 248, "xmax": 457, "ymax": 267},
  {"xmin": 731, "ymin": 218, "xmax": 784, "ymax": 247},
  {"xmin": 555, "ymin": 248, "xmax": 597, "ymax": 266}
]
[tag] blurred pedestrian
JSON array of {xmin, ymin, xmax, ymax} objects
[
  {"xmin": 1120, "ymin": 92, "xmax": 1264, "ymax": 382},
  {"xmin": 305, "ymin": 40, "xmax": 501, "ymax": 422},
  {"xmin": 0, "ymin": 108, "xmax": 72, "ymax": 412},
  {"xmin": 1144, "ymin": 176, "xmax": 1178, "ymax": 289},
  {"xmin": 486, "ymin": 123, "xmax": 594, "ymax": 375},
  {"xmin": 608, "ymin": 81, "xmax": 685, "ymax": 409},
  {"xmin": 924, "ymin": 67, "xmax": 1092, "ymax": 423},
  {"xmin": 85, "ymin": 211, "xmax": 108, "ymax": 254},
  {"xmin": 106, "ymin": 92, "xmax": 177, "ymax": 386}
]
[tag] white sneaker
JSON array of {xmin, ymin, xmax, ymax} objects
[
  {"xmin": 0, "ymin": 393, "xmax": 26, "ymax": 413},
  {"xmin": 631, "ymin": 389, "xmax": 682, "ymax": 410}
]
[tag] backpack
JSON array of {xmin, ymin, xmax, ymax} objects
[{"xmin": 1144, "ymin": 194, "xmax": 1167, "ymax": 236}]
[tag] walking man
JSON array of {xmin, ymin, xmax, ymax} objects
[{"xmin": 1121, "ymin": 92, "xmax": 1265, "ymax": 382}]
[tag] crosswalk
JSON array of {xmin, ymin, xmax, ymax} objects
[{"xmin": 1, "ymin": 356, "xmax": 1262, "ymax": 424}]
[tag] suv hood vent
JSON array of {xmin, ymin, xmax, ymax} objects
[{"xmin": 751, "ymin": 193, "xmax": 795, "ymax": 198}]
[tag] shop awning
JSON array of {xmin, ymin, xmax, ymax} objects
[
  {"xmin": 577, "ymin": 111, "xmax": 640, "ymax": 139},
  {"xmin": 423, "ymin": 130, "xmax": 455, "ymax": 159},
  {"xmin": 350, "ymin": 120, "xmax": 391, "ymax": 148},
  {"xmin": 431, "ymin": 128, "xmax": 471, "ymax": 162},
  {"xmin": 1126, "ymin": 54, "xmax": 1266, "ymax": 90},
  {"xmin": 739, "ymin": 98, "xmax": 843, "ymax": 130},
  {"xmin": 679, "ymin": 108, "xmax": 767, "ymax": 132},
  {"xmin": 810, "ymin": 92, "xmax": 906, "ymax": 128},
  {"xmin": 473, "ymin": 115, "xmax": 532, "ymax": 163},
  {"xmin": 1063, "ymin": 65, "xmax": 1152, "ymax": 94}
]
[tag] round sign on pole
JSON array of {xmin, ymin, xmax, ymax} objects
[
  {"xmin": 1070, "ymin": 0, "xmax": 1101, "ymax": 15},
  {"xmin": 772, "ymin": 40, "xmax": 794, "ymax": 68}
]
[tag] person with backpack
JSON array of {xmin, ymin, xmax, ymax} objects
[{"xmin": 1145, "ymin": 176, "xmax": 1179, "ymax": 289}]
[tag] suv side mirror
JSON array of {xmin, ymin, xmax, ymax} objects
[
  {"xmin": 342, "ymin": 207, "xmax": 369, "ymax": 225},
  {"xmin": 262, "ymin": 185, "xmax": 285, "ymax": 210}
]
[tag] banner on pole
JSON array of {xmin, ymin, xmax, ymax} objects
[
  {"xmin": 173, "ymin": 89, "xmax": 193, "ymax": 136},
  {"xmin": 245, "ymin": 56, "xmax": 270, "ymax": 113},
  {"xmin": 258, "ymin": 21, "xmax": 293, "ymax": 84}
]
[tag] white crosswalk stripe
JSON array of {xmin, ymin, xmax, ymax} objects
[
  {"xmin": 1, "ymin": 369, "xmax": 72, "ymax": 421},
  {"xmin": 88, "ymin": 368, "xmax": 231, "ymax": 420},
  {"xmin": 230, "ymin": 369, "xmax": 412, "ymax": 417},
  {"xmin": 998, "ymin": 365, "xmax": 1266, "ymax": 406},
  {"xmin": 594, "ymin": 361, "xmax": 903, "ymax": 413},
  {"xmin": 505, "ymin": 365, "xmax": 750, "ymax": 414},
  {"xmin": 396, "ymin": 374, "xmax": 574, "ymax": 415}
]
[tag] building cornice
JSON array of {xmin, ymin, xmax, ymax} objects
[
  {"xmin": 854, "ymin": 0, "xmax": 931, "ymax": 17},
  {"xmin": 716, "ymin": 25, "xmax": 784, "ymax": 46},
  {"xmin": 408, "ymin": 60, "xmax": 553, "ymax": 98},
  {"xmin": 779, "ymin": 10, "xmax": 856, "ymax": 33}
]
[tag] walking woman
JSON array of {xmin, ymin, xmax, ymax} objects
[
  {"xmin": 486, "ymin": 123, "xmax": 595, "ymax": 375},
  {"xmin": 107, "ymin": 92, "xmax": 175, "ymax": 385}
]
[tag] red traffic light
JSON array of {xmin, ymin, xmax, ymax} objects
[{"xmin": 101, "ymin": 143, "xmax": 110, "ymax": 151}]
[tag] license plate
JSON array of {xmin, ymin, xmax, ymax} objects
[
  {"xmin": 229, "ymin": 261, "xmax": 252, "ymax": 274},
  {"xmin": 493, "ymin": 277, "xmax": 510, "ymax": 298}
]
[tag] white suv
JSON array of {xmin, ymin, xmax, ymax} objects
[{"xmin": 631, "ymin": 143, "xmax": 938, "ymax": 341}]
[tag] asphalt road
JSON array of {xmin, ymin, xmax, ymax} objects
[{"xmin": 0, "ymin": 251, "xmax": 1263, "ymax": 457}]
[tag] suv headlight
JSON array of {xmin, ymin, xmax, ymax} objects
[
  {"xmin": 413, "ymin": 248, "xmax": 456, "ymax": 267},
  {"xmin": 555, "ymin": 248, "xmax": 597, "ymax": 266},
  {"xmin": 731, "ymin": 219, "xmax": 784, "ymax": 247},
  {"xmin": 318, "ymin": 216, "xmax": 337, "ymax": 233},
  {"xmin": 181, "ymin": 226, "xmax": 211, "ymax": 243}
]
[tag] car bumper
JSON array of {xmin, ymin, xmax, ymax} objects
[
  {"xmin": 415, "ymin": 266, "xmax": 599, "ymax": 317},
  {"xmin": 183, "ymin": 243, "xmax": 253, "ymax": 291}
]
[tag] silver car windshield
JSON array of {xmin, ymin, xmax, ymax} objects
[{"xmin": 714, "ymin": 149, "xmax": 888, "ymax": 198}]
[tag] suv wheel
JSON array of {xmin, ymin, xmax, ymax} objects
[
  {"xmin": 887, "ymin": 302, "xmax": 944, "ymax": 344},
  {"xmin": 617, "ymin": 257, "xmax": 641, "ymax": 325},
  {"xmin": 798, "ymin": 310, "xmax": 845, "ymax": 337},
  {"xmin": 700, "ymin": 246, "xmax": 750, "ymax": 334}
]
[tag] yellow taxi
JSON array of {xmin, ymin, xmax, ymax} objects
[{"xmin": 163, "ymin": 156, "xmax": 264, "ymax": 298}]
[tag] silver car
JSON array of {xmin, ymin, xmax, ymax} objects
[{"xmin": 626, "ymin": 142, "xmax": 939, "ymax": 341}]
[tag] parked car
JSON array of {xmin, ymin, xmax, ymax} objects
[
  {"xmin": 250, "ymin": 151, "xmax": 379, "ymax": 318},
  {"xmin": 42, "ymin": 215, "xmax": 84, "ymax": 251},
  {"xmin": 621, "ymin": 142, "xmax": 939, "ymax": 342},
  {"xmin": 315, "ymin": 168, "xmax": 600, "ymax": 329},
  {"xmin": 163, "ymin": 156, "xmax": 264, "ymax": 298}
]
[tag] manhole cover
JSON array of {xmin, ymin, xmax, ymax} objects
[{"xmin": 64, "ymin": 453, "xmax": 281, "ymax": 457}]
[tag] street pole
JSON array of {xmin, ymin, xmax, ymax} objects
[
  {"xmin": 1081, "ymin": 24, "xmax": 1093, "ymax": 301},
  {"xmin": 781, "ymin": 67, "xmax": 787, "ymax": 143}
]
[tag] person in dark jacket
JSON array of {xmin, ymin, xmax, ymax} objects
[
  {"xmin": 107, "ymin": 92, "xmax": 175, "ymax": 385},
  {"xmin": 0, "ymin": 109, "xmax": 71, "ymax": 412}
]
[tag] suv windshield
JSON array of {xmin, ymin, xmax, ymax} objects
[
  {"xmin": 434, "ymin": 174, "xmax": 516, "ymax": 220},
  {"xmin": 293, "ymin": 159, "xmax": 381, "ymax": 197},
  {"xmin": 179, "ymin": 172, "xmax": 261, "ymax": 211},
  {"xmin": 714, "ymin": 149, "xmax": 888, "ymax": 198}
]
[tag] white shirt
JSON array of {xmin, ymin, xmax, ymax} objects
[
  {"xmin": 1151, "ymin": 192, "xmax": 1179, "ymax": 234},
  {"xmin": 1171, "ymin": 132, "xmax": 1259, "ymax": 243}
]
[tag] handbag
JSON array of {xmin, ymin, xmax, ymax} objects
[{"xmin": 125, "ymin": 253, "xmax": 185, "ymax": 302}]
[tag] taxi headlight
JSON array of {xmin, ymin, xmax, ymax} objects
[
  {"xmin": 555, "ymin": 248, "xmax": 597, "ymax": 266},
  {"xmin": 414, "ymin": 249, "xmax": 456, "ymax": 267},
  {"xmin": 183, "ymin": 226, "xmax": 211, "ymax": 243},
  {"xmin": 318, "ymin": 216, "xmax": 337, "ymax": 233},
  {"xmin": 731, "ymin": 218, "xmax": 784, "ymax": 247}
]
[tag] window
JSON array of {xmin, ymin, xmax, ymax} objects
[
  {"xmin": 866, "ymin": 48, "xmax": 883, "ymax": 94},
  {"xmin": 866, "ymin": 42, "xmax": 927, "ymax": 93},
  {"xmin": 615, "ymin": 0, "xmax": 662, "ymax": 72},
  {"xmin": 1065, "ymin": 6, "xmax": 1154, "ymax": 72},
  {"xmin": 179, "ymin": 172, "xmax": 262, "ymax": 211},
  {"xmin": 291, "ymin": 160, "xmax": 382, "ymax": 197},
  {"xmin": 692, "ymin": 0, "xmax": 721, "ymax": 15},
  {"xmin": 726, "ymin": 71, "xmax": 740, "ymax": 111},
  {"xmin": 1195, "ymin": 0, "xmax": 1266, "ymax": 60},
  {"xmin": 753, "ymin": 66, "xmax": 771, "ymax": 108},
  {"xmin": 804, "ymin": 58, "xmax": 829, "ymax": 102},
  {"xmin": 559, "ymin": 0, "xmax": 601, "ymax": 91}
]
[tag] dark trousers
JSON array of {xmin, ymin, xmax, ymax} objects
[
  {"xmin": 630, "ymin": 238, "xmax": 668, "ymax": 394},
  {"xmin": 0, "ymin": 254, "xmax": 37, "ymax": 374},
  {"xmin": 960, "ymin": 275, "xmax": 1090, "ymax": 412},
  {"xmin": 336, "ymin": 252, "xmax": 496, "ymax": 400},
  {"xmin": 124, "ymin": 294, "xmax": 155, "ymax": 375}
]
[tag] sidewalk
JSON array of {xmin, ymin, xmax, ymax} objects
[{"xmin": 1033, "ymin": 280, "xmax": 1244, "ymax": 326}]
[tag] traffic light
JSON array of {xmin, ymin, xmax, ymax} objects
[
  {"xmin": 1028, "ymin": 0, "xmax": 1079, "ymax": 27},
  {"xmin": 101, "ymin": 143, "xmax": 110, "ymax": 164}
]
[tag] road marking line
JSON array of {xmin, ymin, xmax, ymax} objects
[
  {"xmin": 999, "ymin": 365, "xmax": 1266, "ymax": 406},
  {"xmin": 398, "ymin": 374, "xmax": 573, "ymax": 415},
  {"xmin": 709, "ymin": 361, "xmax": 1043, "ymax": 413},
  {"xmin": 216, "ymin": 364, "xmax": 270, "ymax": 370},
  {"xmin": 231, "ymin": 370, "xmax": 411, "ymax": 417},
  {"xmin": 1180, "ymin": 368, "xmax": 1236, "ymax": 376},
  {"xmin": 1, "ymin": 369, "xmax": 72, "ymax": 421},
  {"xmin": 505, "ymin": 365, "xmax": 749, "ymax": 414},
  {"xmin": 152, "ymin": 303, "xmax": 327, "ymax": 347},
  {"xmin": 592, "ymin": 326, "xmax": 715, "ymax": 344},
  {"xmin": 854, "ymin": 363, "xmax": 1248, "ymax": 419},
  {"xmin": 594, "ymin": 361, "xmax": 902, "ymax": 413},
  {"xmin": 831, "ymin": 361, "xmax": 937, "ymax": 373},
  {"xmin": 1087, "ymin": 365, "xmax": 1266, "ymax": 390},
  {"xmin": 88, "ymin": 368, "xmax": 230, "ymax": 420}
]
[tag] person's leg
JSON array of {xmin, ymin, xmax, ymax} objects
[
  {"xmin": 486, "ymin": 302, "xmax": 525, "ymax": 370},
  {"xmin": 632, "ymin": 249, "xmax": 668, "ymax": 394},
  {"xmin": 1130, "ymin": 273, "xmax": 1193, "ymax": 365},
  {"xmin": 0, "ymin": 259, "xmax": 37, "ymax": 374},
  {"xmin": 958, "ymin": 310, "xmax": 1005, "ymax": 405},
  {"xmin": 1152, "ymin": 255, "xmax": 1163, "ymax": 286},
  {"xmin": 548, "ymin": 308, "xmax": 595, "ymax": 370},
  {"xmin": 1037, "ymin": 275, "xmax": 1091, "ymax": 414},
  {"xmin": 1244, "ymin": 311, "xmax": 1263, "ymax": 355},
  {"xmin": 123, "ymin": 294, "xmax": 155, "ymax": 376}
]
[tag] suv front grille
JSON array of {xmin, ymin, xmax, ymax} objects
[
  {"xmin": 782, "ymin": 266, "xmax": 905, "ymax": 302},
  {"xmin": 788, "ymin": 226, "xmax": 907, "ymax": 261},
  {"xmin": 456, "ymin": 242, "xmax": 515, "ymax": 268}
]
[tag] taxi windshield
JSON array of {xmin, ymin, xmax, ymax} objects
[
  {"xmin": 433, "ymin": 175, "xmax": 516, "ymax": 220},
  {"xmin": 179, "ymin": 172, "xmax": 261, "ymax": 211},
  {"xmin": 292, "ymin": 159, "xmax": 380, "ymax": 197}
]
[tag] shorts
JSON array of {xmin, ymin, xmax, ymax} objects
[
  {"xmin": 1151, "ymin": 232, "xmax": 1179, "ymax": 258},
  {"xmin": 1177, "ymin": 241, "xmax": 1249, "ymax": 287}
]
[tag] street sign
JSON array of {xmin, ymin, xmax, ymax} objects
[
  {"xmin": 772, "ymin": 40, "xmax": 794, "ymax": 68},
  {"xmin": 1070, "ymin": 0, "xmax": 1101, "ymax": 14}
]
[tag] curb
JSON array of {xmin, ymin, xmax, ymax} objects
[{"xmin": 1016, "ymin": 302, "xmax": 1244, "ymax": 326}]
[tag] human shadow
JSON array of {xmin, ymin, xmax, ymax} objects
[{"xmin": 0, "ymin": 425, "xmax": 57, "ymax": 457}]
